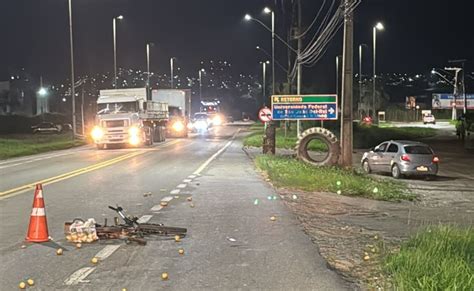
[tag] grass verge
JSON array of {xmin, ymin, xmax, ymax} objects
[
  {"xmin": 384, "ymin": 226, "xmax": 474, "ymax": 290},
  {"xmin": 0, "ymin": 134, "xmax": 86, "ymax": 160},
  {"xmin": 255, "ymin": 155, "xmax": 414, "ymax": 201}
]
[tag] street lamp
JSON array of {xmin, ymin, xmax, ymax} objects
[
  {"xmin": 113, "ymin": 15, "xmax": 124, "ymax": 88},
  {"xmin": 263, "ymin": 7, "xmax": 275, "ymax": 95},
  {"xmin": 372, "ymin": 22, "xmax": 384, "ymax": 119},
  {"xmin": 38, "ymin": 88, "xmax": 47, "ymax": 96},
  {"xmin": 146, "ymin": 42, "xmax": 151, "ymax": 90},
  {"xmin": 260, "ymin": 60, "xmax": 270, "ymax": 106},
  {"xmin": 170, "ymin": 57, "xmax": 176, "ymax": 89},
  {"xmin": 198, "ymin": 69, "xmax": 205, "ymax": 107}
]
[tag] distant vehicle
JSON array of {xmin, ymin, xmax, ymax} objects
[
  {"xmin": 32, "ymin": 122, "xmax": 60, "ymax": 134},
  {"xmin": 423, "ymin": 114, "xmax": 436, "ymax": 124},
  {"xmin": 360, "ymin": 116, "xmax": 373, "ymax": 126},
  {"xmin": 361, "ymin": 140, "xmax": 439, "ymax": 179},
  {"xmin": 152, "ymin": 89, "xmax": 191, "ymax": 138},
  {"xmin": 189, "ymin": 112, "xmax": 211, "ymax": 132}
]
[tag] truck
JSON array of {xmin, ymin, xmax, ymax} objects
[
  {"xmin": 91, "ymin": 88, "xmax": 168, "ymax": 149},
  {"xmin": 151, "ymin": 89, "xmax": 191, "ymax": 138}
]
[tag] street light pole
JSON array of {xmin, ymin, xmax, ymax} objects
[
  {"xmin": 68, "ymin": 0, "xmax": 76, "ymax": 138},
  {"xmin": 113, "ymin": 15, "xmax": 123, "ymax": 88},
  {"xmin": 170, "ymin": 58, "xmax": 174, "ymax": 89},
  {"xmin": 146, "ymin": 43, "xmax": 150, "ymax": 89},
  {"xmin": 296, "ymin": 0, "xmax": 303, "ymax": 133},
  {"xmin": 199, "ymin": 69, "xmax": 204, "ymax": 107},
  {"xmin": 372, "ymin": 22, "xmax": 384, "ymax": 120},
  {"xmin": 261, "ymin": 61, "xmax": 268, "ymax": 106},
  {"xmin": 358, "ymin": 44, "xmax": 366, "ymax": 119}
]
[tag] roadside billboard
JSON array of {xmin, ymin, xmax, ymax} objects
[
  {"xmin": 432, "ymin": 94, "xmax": 474, "ymax": 109},
  {"xmin": 405, "ymin": 96, "xmax": 416, "ymax": 109}
]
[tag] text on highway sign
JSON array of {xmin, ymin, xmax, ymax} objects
[{"xmin": 271, "ymin": 95, "xmax": 338, "ymax": 120}]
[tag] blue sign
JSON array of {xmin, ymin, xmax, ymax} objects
[{"xmin": 271, "ymin": 95, "xmax": 338, "ymax": 120}]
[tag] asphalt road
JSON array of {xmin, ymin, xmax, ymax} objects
[{"xmin": 0, "ymin": 125, "xmax": 348, "ymax": 290}]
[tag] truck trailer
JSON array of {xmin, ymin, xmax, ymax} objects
[
  {"xmin": 152, "ymin": 89, "xmax": 191, "ymax": 138},
  {"xmin": 91, "ymin": 88, "xmax": 168, "ymax": 149}
]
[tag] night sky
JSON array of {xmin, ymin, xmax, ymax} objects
[{"xmin": 2, "ymin": 0, "xmax": 473, "ymax": 91}]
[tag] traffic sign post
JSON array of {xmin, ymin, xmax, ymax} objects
[
  {"xmin": 271, "ymin": 95, "xmax": 338, "ymax": 120},
  {"xmin": 258, "ymin": 107, "xmax": 273, "ymax": 123}
]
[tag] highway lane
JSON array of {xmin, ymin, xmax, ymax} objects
[
  {"xmin": 0, "ymin": 125, "xmax": 241, "ymax": 288},
  {"xmin": 0, "ymin": 124, "xmax": 349, "ymax": 290}
]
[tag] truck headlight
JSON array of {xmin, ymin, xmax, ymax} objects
[
  {"xmin": 128, "ymin": 126, "xmax": 140, "ymax": 137},
  {"xmin": 213, "ymin": 115, "xmax": 222, "ymax": 125},
  {"xmin": 91, "ymin": 126, "xmax": 104, "ymax": 140},
  {"xmin": 129, "ymin": 135, "xmax": 140, "ymax": 145},
  {"xmin": 172, "ymin": 121, "xmax": 185, "ymax": 132}
]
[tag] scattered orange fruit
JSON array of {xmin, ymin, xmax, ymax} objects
[
  {"xmin": 91, "ymin": 257, "xmax": 99, "ymax": 264},
  {"xmin": 174, "ymin": 235, "xmax": 181, "ymax": 242},
  {"xmin": 27, "ymin": 279, "xmax": 34, "ymax": 286},
  {"xmin": 178, "ymin": 248, "xmax": 185, "ymax": 255},
  {"xmin": 19, "ymin": 282, "xmax": 26, "ymax": 289},
  {"xmin": 161, "ymin": 272, "xmax": 168, "ymax": 280},
  {"xmin": 270, "ymin": 216, "xmax": 276, "ymax": 221},
  {"xmin": 56, "ymin": 248, "xmax": 63, "ymax": 255}
]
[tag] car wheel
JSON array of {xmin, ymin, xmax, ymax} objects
[
  {"xmin": 391, "ymin": 164, "xmax": 402, "ymax": 179},
  {"xmin": 362, "ymin": 159, "xmax": 371, "ymax": 174}
]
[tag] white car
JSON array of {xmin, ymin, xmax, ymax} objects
[{"xmin": 423, "ymin": 114, "xmax": 436, "ymax": 124}]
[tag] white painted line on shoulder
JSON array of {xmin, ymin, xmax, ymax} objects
[
  {"xmin": 183, "ymin": 179, "xmax": 192, "ymax": 183},
  {"xmin": 161, "ymin": 196, "xmax": 173, "ymax": 202},
  {"xmin": 177, "ymin": 184, "xmax": 187, "ymax": 189},
  {"xmin": 188, "ymin": 175, "xmax": 197, "ymax": 179},
  {"xmin": 170, "ymin": 189, "xmax": 180, "ymax": 194},
  {"xmin": 94, "ymin": 245, "xmax": 121, "ymax": 260},
  {"xmin": 64, "ymin": 267, "xmax": 96, "ymax": 285},
  {"xmin": 151, "ymin": 205, "xmax": 163, "ymax": 212},
  {"xmin": 193, "ymin": 129, "xmax": 240, "ymax": 175},
  {"xmin": 137, "ymin": 215, "xmax": 153, "ymax": 224}
]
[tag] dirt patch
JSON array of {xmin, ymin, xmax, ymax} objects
[{"xmin": 275, "ymin": 187, "xmax": 473, "ymax": 289}]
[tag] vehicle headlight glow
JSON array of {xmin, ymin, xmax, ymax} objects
[
  {"xmin": 187, "ymin": 122, "xmax": 194, "ymax": 130},
  {"xmin": 195, "ymin": 120, "xmax": 207, "ymax": 130},
  {"xmin": 213, "ymin": 116, "xmax": 222, "ymax": 125},
  {"xmin": 128, "ymin": 126, "xmax": 140, "ymax": 137},
  {"xmin": 172, "ymin": 121, "xmax": 185, "ymax": 132},
  {"xmin": 129, "ymin": 135, "xmax": 140, "ymax": 145},
  {"xmin": 91, "ymin": 126, "xmax": 104, "ymax": 140}
]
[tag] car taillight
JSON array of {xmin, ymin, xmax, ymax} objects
[
  {"xmin": 401, "ymin": 154, "xmax": 410, "ymax": 162},
  {"xmin": 432, "ymin": 156, "xmax": 439, "ymax": 163}
]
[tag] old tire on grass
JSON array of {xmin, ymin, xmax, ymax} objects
[{"xmin": 296, "ymin": 127, "xmax": 340, "ymax": 166}]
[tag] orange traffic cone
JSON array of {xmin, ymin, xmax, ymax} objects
[{"xmin": 26, "ymin": 184, "xmax": 50, "ymax": 242}]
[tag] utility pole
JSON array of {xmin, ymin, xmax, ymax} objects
[
  {"xmin": 296, "ymin": 0, "xmax": 303, "ymax": 135},
  {"xmin": 340, "ymin": 0, "xmax": 354, "ymax": 167},
  {"xmin": 449, "ymin": 59, "xmax": 467, "ymax": 114},
  {"xmin": 68, "ymin": 0, "xmax": 76, "ymax": 139}
]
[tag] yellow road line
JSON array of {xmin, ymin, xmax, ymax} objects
[{"xmin": 0, "ymin": 139, "xmax": 181, "ymax": 199}]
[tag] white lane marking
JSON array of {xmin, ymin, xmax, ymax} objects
[
  {"xmin": 151, "ymin": 205, "xmax": 163, "ymax": 212},
  {"xmin": 137, "ymin": 215, "xmax": 153, "ymax": 224},
  {"xmin": 161, "ymin": 196, "xmax": 173, "ymax": 202},
  {"xmin": 193, "ymin": 129, "xmax": 240, "ymax": 175},
  {"xmin": 188, "ymin": 175, "xmax": 196, "ymax": 179},
  {"xmin": 94, "ymin": 245, "xmax": 121, "ymax": 260},
  {"xmin": 177, "ymin": 184, "xmax": 187, "ymax": 189},
  {"xmin": 170, "ymin": 189, "xmax": 180, "ymax": 194},
  {"xmin": 183, "ymin": 179, "xmax": 192, "ymax": 183},
  {"xmin": 64, "ymin": 267, "xmax": 96, "ymax": 285}
]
